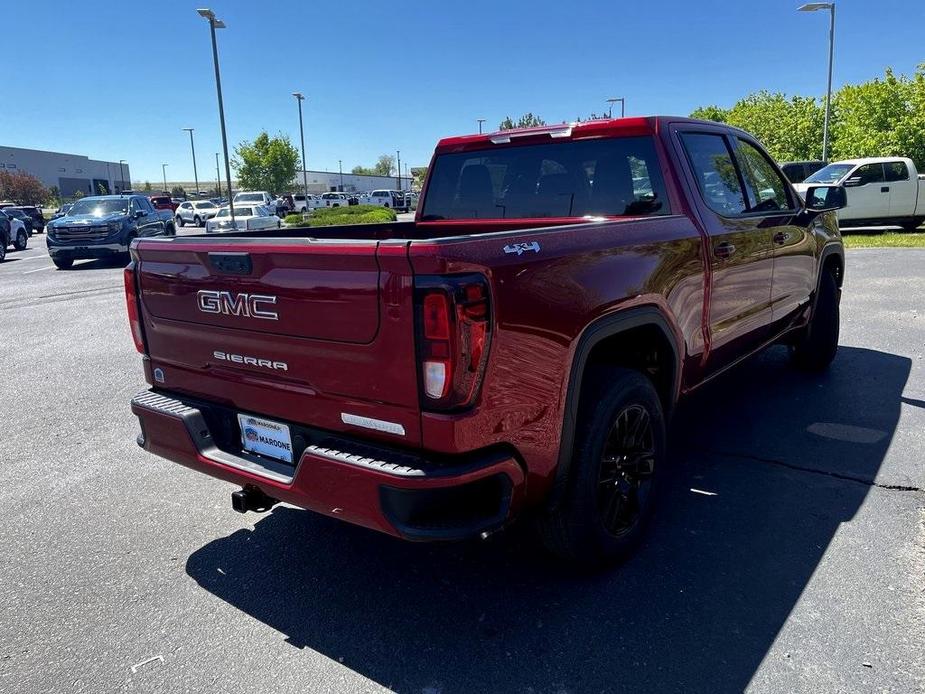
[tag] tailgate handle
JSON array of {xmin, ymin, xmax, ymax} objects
[{"xmin": 208, "ymin": 252, "xmax": 252, "ymax": 275}]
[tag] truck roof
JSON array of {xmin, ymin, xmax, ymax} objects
[
  {"xmin": 826, "ymin": 156, "xmax": 913, "ymax": 166},
  {"xmin": 433, "ymin": 115, "xmax": 748, "ymax": 154}
]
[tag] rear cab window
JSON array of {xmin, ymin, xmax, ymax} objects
[
  {"xmin": 420, "ymin": 136, "xmax": 670, "ymax": 220},
  {"xmin": 885, "ymin": 161, "xmax": 909, "ymax": 182}
]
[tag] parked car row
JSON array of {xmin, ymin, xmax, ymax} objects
[
  {"xmin": 205, "ymin": 204, "xmax": 281, "ymax": 233},
  {"xmin": 0, "ymin": 203, "xmax": 46, "ymax": 233},
  {"xmin": 0, "ymin": 208, "xmax": 30, "ymax": 261}
]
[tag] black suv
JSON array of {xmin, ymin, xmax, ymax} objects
[{"xmin": 3, "ymin": 208, "xmax": 34, "ymax": 235}]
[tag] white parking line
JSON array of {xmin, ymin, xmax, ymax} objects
[{"xmin": 22, "ymin": 265, "xmax": 56, "ymax": 274}]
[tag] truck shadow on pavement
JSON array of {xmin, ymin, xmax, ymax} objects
[{"xmin": 186, "ymin": 345, "xmax": 910, "ymax": 693}]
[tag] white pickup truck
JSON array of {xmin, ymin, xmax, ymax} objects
[{"xmin": 794, "ymin": 157, "xmax": 925, "ymax": 230}]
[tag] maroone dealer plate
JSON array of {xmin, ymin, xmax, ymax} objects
[{"xmin": 237, "ymin": 413, "xmax": 294, "ymax": 464}]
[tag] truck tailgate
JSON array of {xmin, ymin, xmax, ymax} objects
[{"xmin": 133, "ymin": 237, "xmax": 422, "ymax": 445}]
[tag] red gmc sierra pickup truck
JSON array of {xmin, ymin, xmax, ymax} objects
[{"xmin": 127, "ymin": 116, "xmax": 847, "ymax": 565}]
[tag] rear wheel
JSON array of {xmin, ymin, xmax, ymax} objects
[
  {"xmin": 538, "ymin": 368, "xmax": 666, "ymax": 567},
  {"xmin": 0, "ymin": 236, "xmax": 6, "ymax": 262},
  {"xmin": 900, "ymin": 217, "xmax": 924, "ymax": 232},
  {"xmin": 790, "ymin": 268, "xmax": 840, "ymax": 371},
  {"xmin": 52, "ymin": 257, "xmax": 73, "ymax": 270},
  {"xmin": 14, "ymin": 229, "xmax": 27, "ymax": 251}
]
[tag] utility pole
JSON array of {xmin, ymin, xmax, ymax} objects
[
  {"xmin": 161, "ymin": 163, "xmax": 168, "ymax": 193},
  {"xmin": 396, "ymin": 150, "xmax": 401, "ymax": 190},
  {"xmin": 606, "ymin": 97, "xmax": 625, "ymax": 118},
  {"xmin": 477, "ymin": 118, "xmax": 486, "ymax": 134},
  {"xmin": 119, "ymin": 160, "xmax": 127, "ymax": 192},
  {"xmin": 339, "ymin": 159, "xmax": 344, "ymax": 191},
  {"xmin": 198, "ymin": 8, "xmax": 234, "ymax": 225},
  {"xmin": 292, "ymin": 92, "xmax": 309, "ymax": 207},
  {"xmin": 215, "ymin": 152, "xmax": 221, "ymax": 198},
  {"xmin": 798, "ymin": 2, "xmax": 836, "ymax": 161},
  {"xmin": 182, "ymin": 128, "xmax": 199, "ymax": 196}
]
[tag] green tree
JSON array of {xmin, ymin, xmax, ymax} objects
[
  {"xmin": 690, "ymin": 105, "xmax": 729, "ymax": 123},
  {"xmin": 499, "ymin": 113, "xmax": 546, "ymax": 130},
  {"xmin": 143, "ymin": 181, "xmax": 152, "ymax": 192},
  {"xmin": 170, "ymin": 186, "xmax": 186, "ymax": 199},
  {"xmin": 352, "ymin": 154, "xmax": 396, "ymax": 177},
  {"xmin": 831, "ymin": 65, "xmax": 925, "ymax": 168},
  {"xmin": 233, "ymin": 131, "xmax": 300, "ymax": 193}
]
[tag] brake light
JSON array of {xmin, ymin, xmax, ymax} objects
[
  {"xmin": 416, "ymin": 276, "xmax": 491, "ymax": 410},
  {"xmin": 123, "ymin": 259, "xmax": 146, "ymax": 354}
]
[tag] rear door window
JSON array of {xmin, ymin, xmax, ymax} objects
[
  {"xmin": 884, "ymin": 161, "xmax": 909, "ymax": 182},
  {"xmin": 679, "ymin": 132, "xmax": 747, "ymax": 216},
  {"xmin": 421, "ymin": 136, "xmax": 669, "ymax": 220}
]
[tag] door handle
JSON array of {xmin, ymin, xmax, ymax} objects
[
  {"xmin": 881, "ymin": 186, "xmax": 890, "ymax": 193},
  {"xmin": 773, "ymin": 231, "xmax": 790, "ymax": 245},
  {"xmin": 714, "ymin": 242, "xmax": 736, "ymax": 259}
]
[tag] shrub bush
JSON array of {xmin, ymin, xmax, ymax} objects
[
  {"xmin": 282, "ymin": 214, "xmax": 305, "ymax": 226},
  {"xmin": 311, "ymin": 204, "xmax": 388, "ymax": 218},
  {"xmin": 308, "ymin": 206, "xmax": 396, "ymax": 227}
]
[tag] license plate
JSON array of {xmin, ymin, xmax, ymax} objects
[{"xmin": 237, "ymin": 413, "xmax": 294, "ymax": 463}]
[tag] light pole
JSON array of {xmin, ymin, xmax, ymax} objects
[
  {"xmin": 215, "ymin": 153, "xmax": 222, "ymax": 198},
  {"xmin": 799, "ymin": 2, "xmax": 836, "ymax": 161},
  {"xmin": 292, "ymin": 92, "xmax": 309, "ymax": 208},
  {"xmin": 396, "ymin": 150, "xmax": 401, "ymax": 190},
  {"xmin": 606, "ymin": 97, "xmax": 625, "ymax": 118},
  {"xmin": 338, "ymin": 159, "xmax": 344, "ymax": 191},
  {"xmin": 477, "ymin": 118, "xmax": 486, "ymax": 134},
  {"xmin": 119, "ymin": 160, "xmax": 127, "ymax": 192},
  {"xmin": 181, "ymin": 128, "xmax": 199, "ymax": 197},
  {"xmin": 161, "ymin": 163, "xmax": 169, "ymax": 193},
  {"xmin": 197, "ymin": 8, "xmax": 234, "ymax": 226}
]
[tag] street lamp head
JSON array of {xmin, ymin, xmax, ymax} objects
[
  {"xmin": 196, "ymin": 8, "xmax": 214, "ymax": 19},
  {"xmin": 292, "ymin": 92, "xmax": 305, "ymax": 100},
  {"xmin": 182, "ymin": 127, "xmax": 194, "ymax": 133},
  {"xmin": 798, "ymin": 2, "xmax": 833, "ymax": 11}
]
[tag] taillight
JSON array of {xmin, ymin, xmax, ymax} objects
[
  {"xmin": 123, "ymin": 257, "xmax": 146, "ymax": 354},
  {"xmin": 416, "ymin": 275, "xmax": 492, "ymax": 410}
]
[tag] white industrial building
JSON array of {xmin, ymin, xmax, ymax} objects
[
  {"xmin": 292, "ymin": 169, "xmax": 410, "ymax": 194},
  {"xmin": 0, "ymin": 145, "xmax": 130, "ymax": 197}
]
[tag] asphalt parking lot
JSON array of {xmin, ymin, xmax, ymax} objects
[{"xmin": 0, "ymin": 239, "xmax": 923, "ymax": 693}]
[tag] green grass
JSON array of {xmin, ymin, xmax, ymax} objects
[
  {"xmin": 842, "ymin": 231, "xmax": 925, "ymax": 248},
  {"xmin": 307, "ymin": 206, "xmax": 396, "ymax": 227}
]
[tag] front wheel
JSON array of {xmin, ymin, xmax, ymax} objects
[
  {"xmin": 193, "ymin": 215, "xmax": 201, "ymax": 227},
  {"xmin": 176, "ymin": 215, "xmax": 185, "ymax": 227},
  {"xmin": 0, "ymin": 237, "xmax": 6, "ymax": 262},
  {"xmin": 790, "ymin": 268, "xmax": 840, "ymax": 371},
  {"xmin": 165, "ymin": 223, "xmax": 176, "ymax": 236},
  {"xmin": 14, "ymin": 230, "xmax": 27, "ymax": 251},
  {"xmin": 538, "ymin": 367, "xmax": 666, "ymax": 567},
  {"xmin": 52, "ymin": 257, "xmax": 73, "ymax": 270}
]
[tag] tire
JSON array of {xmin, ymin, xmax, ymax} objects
[
  {"xmin": 193, "ymin": 215, "xmax": 201, "ymax": 227},
  {"xmin": 0, "ymin": 236, "xmax": 6, "ymax": 262},
  {"xmin": 176, "ymin": 215, "xmax": 185, "ymax": 227},
  {"xmin": 384, "ymin": 203, "xmax": 390, "ymax": 209},
  {"xmin": 14, "ymin": 229, "xmax": 27, "ymax": 251},
  {"xmin": 790, "ymin": 268, "xmax": 840, "ymax": 371},
  {"xmin": 52, "ymin": 257, "xmax": 73, "ymax": 270},
  {"xmin": 900, "ymin": 217, "xmax": 924, "ymax": 232},
  {"xmin": 538, "ymin": 367, "xmax": 666, "ymax": 567},
  {"xmin": 165, "ymin": 223, "xmax": 176, "ymax": 236}
]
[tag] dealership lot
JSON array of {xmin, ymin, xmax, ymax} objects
[{"xmin": 0, "ymin": 247, "xmax": 922, "ymax": 693}]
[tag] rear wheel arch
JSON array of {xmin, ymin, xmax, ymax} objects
[{"xmin": 546, "ymin": 307, "xmax": 682, "ymax": 511}]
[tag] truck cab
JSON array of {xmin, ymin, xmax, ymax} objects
[{"xmin": 795, "ymin": 157, "xmax": 925, "ymax": 230}]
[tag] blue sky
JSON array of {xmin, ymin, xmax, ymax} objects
[{"xmin": 2, "ymin": 0, "xmax": 922, "ymax": 183}]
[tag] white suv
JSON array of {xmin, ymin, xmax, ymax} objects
[
  {"xmin": 367, "ymin": 190, "xmax": 408, "ymax": 212},
  {"xmin": 175, "ymin": 200, "xmax": 220, "ymax": 227}
]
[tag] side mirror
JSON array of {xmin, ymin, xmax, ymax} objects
[
  {"xmin": 843, "ymin": 176, "xmax": 862, "ymax": 187},
  {"xmin": 805, "ymin": 185, "xmax": 847, "ymax": 212},
  {"xmin": 134, "ymin": 209, "xmax": 147, "ymax": 219}
]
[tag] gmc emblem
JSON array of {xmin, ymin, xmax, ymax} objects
[{"xmin": 196, "ymin": 290, "xmax": 279, "ymax": 320}]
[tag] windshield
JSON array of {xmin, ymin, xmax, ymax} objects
[
  {"xmin": 804, "ymin": 163, "xmax": 854, "ymax": 184},
  {"xmin": 67, "ymin": 198, "xmax": 129, "ymax": 216},
  {"xmin": 420, "ymin": 136, "xmax": 670, "ymax": 220},
  {"xmin": 235, "ymin": 193, "xmax": 264, "ymax": 202},
  {"xmin": 216, "ymin": 207, "xmax": 253, "ymax": 218}
]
